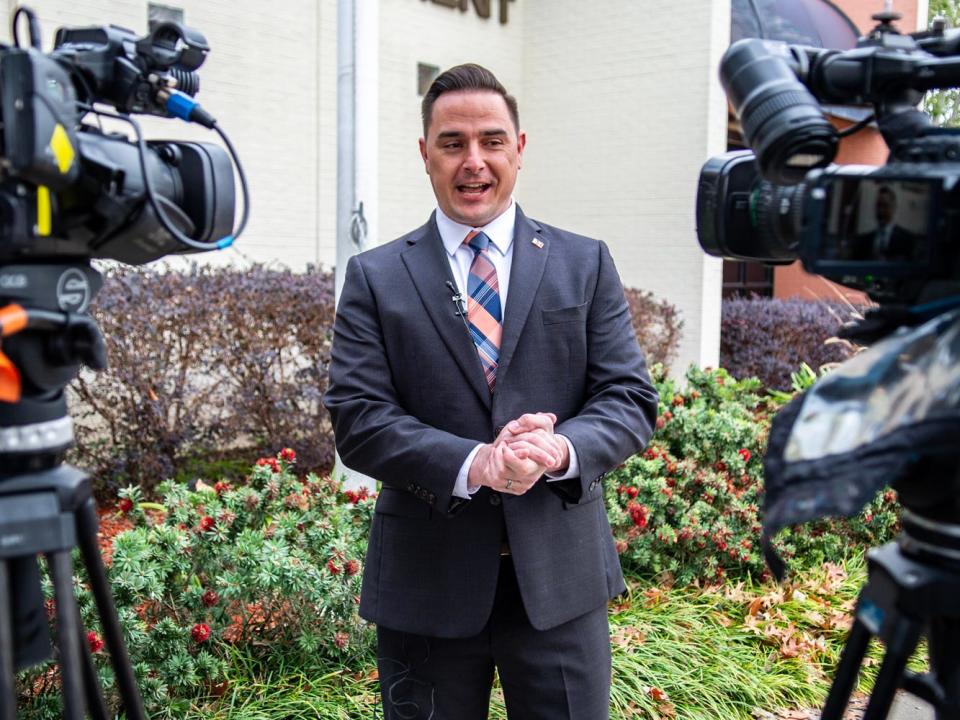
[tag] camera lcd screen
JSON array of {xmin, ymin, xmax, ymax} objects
[{"xmin": 818, "ymin": 177, "xmax": 937, "ymax": 269}]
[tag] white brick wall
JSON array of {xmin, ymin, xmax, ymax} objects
[
  {"xmin": 518, "ymin": 0, "xmax": 729, "ymax": 372},
  {"xmin": 5, "ymin": 0, "xmax": 728, "ymax": 373},
  {"xmin": 0, "ymin": 0, "xmax": 335, "ymax": 269},
  {"xmin": 376, "ymin": 0, "xmax": 525, "ymax": 243}
]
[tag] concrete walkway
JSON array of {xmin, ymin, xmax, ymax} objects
[
  {"xmin": 765, "ymin": 691, "xmax": 933, "ymax": 719},
  {"xmin": 889, "ymin": 692, "xmax": 933, "ymax": 720}
]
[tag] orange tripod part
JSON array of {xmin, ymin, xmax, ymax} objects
[{"xmin": 0, "ymin": 304, "xmax": 27, "ymax": 402}]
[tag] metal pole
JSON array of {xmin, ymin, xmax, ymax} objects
[
  {"xmin": 335, "ymin": 0, "xmax": 356, "ymax": 303},
  {"xmin": 333, "ymin": 0, "xmax": 376, "ymax": 492}
]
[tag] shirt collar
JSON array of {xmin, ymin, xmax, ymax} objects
[{"xmin": 436, "ymin": 200, "xmax": 516, "ymax": 257}]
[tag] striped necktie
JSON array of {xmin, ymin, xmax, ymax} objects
[{"xmin": 464, "ymin": 230, "xmax": 502, "ymax": 392}]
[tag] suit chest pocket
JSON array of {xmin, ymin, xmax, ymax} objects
[{"xmin": 541, "ymin": 302, "xmax": 588, "ymax": 326}]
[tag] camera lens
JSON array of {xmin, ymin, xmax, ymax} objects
[
  {"xmin": 752, "ymin": 179, "xmax": 808, "ymax": 259},
  {"xmin": 721, "ymin": 39, "xmax": 838, "ymax": 185}
]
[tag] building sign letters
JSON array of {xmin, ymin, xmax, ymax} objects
[{"xmin": 423, "ymin": 0, "xmax": 515, "ymax": 25}]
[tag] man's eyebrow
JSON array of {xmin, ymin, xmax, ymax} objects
[{"xmin": 435, "ymin": 128, "xmax": 509, "ymax": 140}]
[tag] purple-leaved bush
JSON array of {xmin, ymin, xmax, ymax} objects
[
  {"xmin": 68, "ymin": 263, "xmax": 680, "ymax": 497},
  {"xmin": 69, "ymin": 264, "xmax": 336, "ymax": 496},
  {"xmin": 625, "ymin": 287, "xmax": 684, "ymax": 371},
  {"xmin": 720, "ymin": 296, "xmax": 859, "ymax": 390}
]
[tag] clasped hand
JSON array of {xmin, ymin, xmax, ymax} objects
[{"xmin": 467, "ymin": 413, "xmax": 569, "ymax": 496}]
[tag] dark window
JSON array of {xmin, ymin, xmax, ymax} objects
[
  {"xmin": 417, "ymin": 63, "xmax": 440, "ymax": 96},
  {"xmin": 722, "ymin": 260, "xmax": 775, "ymax": 298},
  {"xmin": 148, "ymin": 3, "xmax": 184, "ymax": 31},
  {"xmin": 731, "ymin": 0, "xmax": 859, "ymax": 49}
]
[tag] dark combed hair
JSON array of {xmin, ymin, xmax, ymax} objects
[{"xmin": 421, "ymin": 63, "xmax": 519, "ymax": 136}]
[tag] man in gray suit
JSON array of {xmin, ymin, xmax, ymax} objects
[{"xmin": 324, "ymin": 64, "xmax": 658, "ymax": 719}]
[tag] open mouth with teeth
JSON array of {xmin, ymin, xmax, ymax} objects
[{"xmin": 457, "ymin": 182, "xmax": 492, "ymax": 195}]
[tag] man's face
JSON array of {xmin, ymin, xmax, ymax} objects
[
  {"xmin": 876, "ymin": 189, "xmax": 896, "ymax": 226},
  {"xmin": 419, "ymin": 90, "xmax": 526, "ymax": 228}
]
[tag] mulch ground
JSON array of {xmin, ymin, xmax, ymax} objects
[{"xmin": 96, "ymin": 506, "xmax": 133, "ymax": 565}]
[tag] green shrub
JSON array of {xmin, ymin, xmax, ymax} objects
[
  {"xmin": 606, "ymin": 366, "xmax": 900, "ymax": 584},
  {"xmin": 16, "ymin": 451, "xmax": 375, "ymax": 719}
]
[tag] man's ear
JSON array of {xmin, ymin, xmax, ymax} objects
[
  {"xmin": 517, "ymin": 131, "xmax": 526, "ymax": 170},
  {"xmin": 419, "ymin": 138, "xmax": 429, "ymax": 174}
]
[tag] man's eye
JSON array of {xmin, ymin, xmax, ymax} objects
[
  {"xmin": 486, "ymin": 139, "xmax": 504, "ymax": 146},
  {"xmin": 443, "ymin": 142, "xmax": 462, "ymax": 149}
]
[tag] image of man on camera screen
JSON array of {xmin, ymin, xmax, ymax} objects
[{"xmin": 849, "ymin": 183, "xmax": 927, "ymax": 263}]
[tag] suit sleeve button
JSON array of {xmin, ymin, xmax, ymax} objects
[{"xmin": 489, "ymin": 493, "xmax": 502, "ymax": 506}]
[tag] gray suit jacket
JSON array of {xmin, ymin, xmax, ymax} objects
[{"xmin": 323, "ymin": 206, "xmax": 658, "ymax": 637}]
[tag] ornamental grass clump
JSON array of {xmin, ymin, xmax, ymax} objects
[
  {"xmin": 16, "ymin": 450, "xmax": 374, "ymax": 719},
  {"xmin": 606, "ymin": 365, "xmax": 901, "ymax": 585}
]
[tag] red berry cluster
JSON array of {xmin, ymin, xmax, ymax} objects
[
  {"xmin": 198, "ymin": 516, "xmax": 216, "ymax": 533},
  {"xmin": 737, "ymin": 448, "xmax": 751, "ymax": 462},
  {"xmin": 201, "ymin": 590, "xmax": 219, "ymax": 607},
  {"xmin": 626, "ymin": 502, "xmax": 648, "ymax": 530},
  {"xmin": 256, "ymin": 457, "xmax": 281, "ymax": 473},
  {"xmin": 343, "ymin": 487, "xmax": 370, "ymax": 504},
  {"xmin": 333, "ymin": 631, "xmax": 349, "ymax": 649},
  {"xmin": 191, "ymin": 623, "xmax": 211, "ymax": 643},
  {"xmin": 87, "ymin": 631, "xmax": 104, "ymax": 653},
  {"xmin": 214, "ymin": 480, "xmax": 231, "ymax": 496},
  {"xmin": 344, "ymin": 559, "xmax": 360, "ymax": 576},
  {"xmin": 279, "ymin": 447, "xmax": 296, "ymax": 462},
  {"xmin": 118, "ymin": 497, "xmax": 134, "ymax": 514}
]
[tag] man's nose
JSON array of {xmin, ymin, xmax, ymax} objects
[{"xmin": 463, "ymin": 142, "xmax": 485, "ymax": 173}]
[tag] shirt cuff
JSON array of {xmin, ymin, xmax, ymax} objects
[
  {"xmin": 545, "ymin": 435, "xmax": 580, "ymax": 481},
  {"xmin": 453, "ymin": 444, "xmax": 485, "ymax": 499}
]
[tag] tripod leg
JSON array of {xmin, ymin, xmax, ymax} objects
[
  {"xmin": 74, "ymin": 499, "xmax": 145, "ymax": 720},
  {"xmin": 862, "ymin": 617, "xmax": 924, "ymax": 720},
  {"xmin": 0, "ymin": 561, "xmax": 18, "ymax": 720},
  {"xmin": 927, "ymin": 618, "xmax": 960, "ymax": 720},
  {"xmin": 822, "ymin": 617, "xmax": 874, "ymax": 719},
  {"xmin": 47, "ymin": 551, "xmax": 84, "ymax": 720}
]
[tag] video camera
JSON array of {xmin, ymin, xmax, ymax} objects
[
  {"xmin": 697, "ymin": 11, "xmax": 960, "ymax": 311},
  {"xmin": 697, "ymin": 10, "xmax": 960, "ymax": 719},
  {"xmin": 0, "ymin": 7, "xmax": 247, "ymax": 717}
]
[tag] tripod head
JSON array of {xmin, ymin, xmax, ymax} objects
[
  {"xmin": 0, "ymin": 262, "xmax": 109, "ymax": 674},
  {"xmin": 0, "ymin": 263, "xmax": 106, "ymax": 477}
]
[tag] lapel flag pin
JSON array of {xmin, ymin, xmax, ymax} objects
[{"xmin": 531, "ymin": 238, "xmax": 544, "ymax": 249}]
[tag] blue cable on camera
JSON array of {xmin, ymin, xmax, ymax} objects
[{"xmin": 165, "ymin": 89, "xmax": 216, "ymax": 128}]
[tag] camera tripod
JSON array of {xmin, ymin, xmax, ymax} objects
[
  {"xmin": 821, "ymin": 509, "xmax": 960, "ymax": 720},
  {"xmin": 0, "ymin": 463, "xmax": 145, "ymax": 720},
  {"xmin": 0, "ymin": 262, "xmax": 145, "ymax": 718}
]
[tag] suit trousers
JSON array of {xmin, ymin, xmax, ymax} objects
[{"xmin": 375, "ymin": 556, "xmax": 611, "ymax": 720}]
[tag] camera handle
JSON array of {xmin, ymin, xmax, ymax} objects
[{"xmin": 821, "ymin": 540, "xmax": 960, "ymax": 719}]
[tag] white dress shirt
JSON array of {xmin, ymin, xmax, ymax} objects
[{"xmin": 435, "ymin": 202, "xmax": 581, "ymax": 499}]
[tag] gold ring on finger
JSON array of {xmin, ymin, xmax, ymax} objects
[{"xmin": 505, "ymin": 478, "xmax": 514, "ymax": 491}]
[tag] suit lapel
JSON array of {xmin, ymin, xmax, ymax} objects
[
  {"xmin": 497, "ymin": 208, "xmax": 548, "ymax": 388},
  {"xmin": 401, "ymin": 214, "xmax": 492, "ymax": 410}
]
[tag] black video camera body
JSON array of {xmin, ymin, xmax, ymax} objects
[
  {"xmin": 697, "ymin": 24, "xmax": 960, "ymax": 307},
  {"xmin": 0, "ymin": 18, "xmax": 235, "ymax": 265}
]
